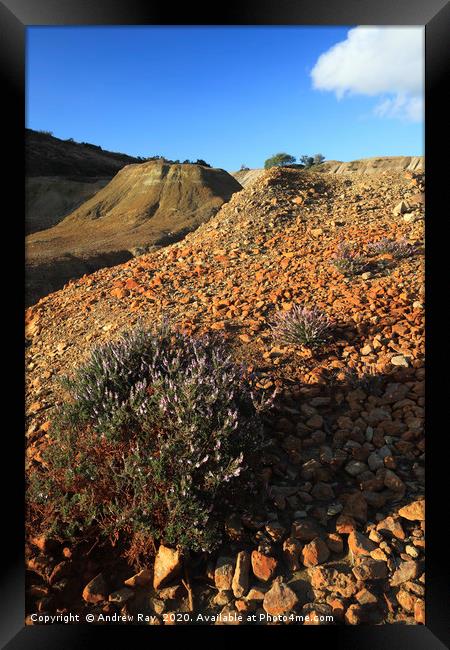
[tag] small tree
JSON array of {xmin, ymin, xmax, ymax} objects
[
  {"xmin": 300, "ymin": 154, "xmax": 326, "ymax": 168},
  {"xmin": 264, "ymin": 153, "xmax": 296, "ymax": 169},
  {"xmin": 299, "ymin": 155, "xmax": 315, "ymax": 168}
]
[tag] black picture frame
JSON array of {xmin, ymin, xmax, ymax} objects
[{"xmin": 2, "ymin": 0, "xmax": 449, "ymax": 647}]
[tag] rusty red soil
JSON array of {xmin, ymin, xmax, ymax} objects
[{"xmin": 25, "ymin": 167, "xmax": 425, "ymax": 625}]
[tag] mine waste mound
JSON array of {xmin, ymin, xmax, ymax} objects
[{"xmin": 25, "ymin": 166, "xmax": 425, "ymax": 625}]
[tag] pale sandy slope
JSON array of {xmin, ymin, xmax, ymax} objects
[
  {"xmin": 26, "ymin": 177, "xmax": 110, "ymax": 234},
  {"xmin": 231, "ymin": 168, "xmax": 265, "ymax": 187},
  {"xmin": 315, "ymin": 156, "xmax": 424, "ymax": 174},
  {"xmin": 231, "ymin": 156, "xmax": 424, "ymax": 186}
]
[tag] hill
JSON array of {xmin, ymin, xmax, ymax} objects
[
  {"xmin": 25, "ymin": 159, "xmax": 242, "ymax": 305},
  {"xmin": 231, "ymin": 157, "xmax": 424, "ymax": 187},
  {"xmin": 231, "ymin": 168, "xmax": 265, "ymax": 187},
  {"xmin": 316, "ymin": 156, "xmax": 424, "ymax": 175},
  {"xmin": 25, "ymin": 166, "xmax": 425, "ymax": 625},
  {"xmin": 26, "ymin": 128, "xmax": 141, "ymax": 178},
  {"xmin": 25, "ymin": 129, "xmax": 141, "ymax": 234},
  {"xmin": 26, "ymin": 176, "xmax": 111, "ymax": 234}
]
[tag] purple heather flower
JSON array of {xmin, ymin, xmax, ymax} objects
[{"xmin": 271, "ymin": 304, "xmax": 331, "ymax": 348}]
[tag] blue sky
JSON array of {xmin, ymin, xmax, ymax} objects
[{"xmin": 26, "ymin": 26, "xmax": 424, "ymax": 171}]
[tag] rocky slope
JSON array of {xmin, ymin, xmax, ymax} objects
[
  {"xmin": 231, "ymin": 157, "xmax": 424, "ymax": 187},
  {"xmin": 26, "ymin": 129, "xmax": 142, "ymax": 235},
  {"xmin": 26, "ymin": 128, "xmax": 140, "ymax": 179},
  {"xmin": 25, "ymin": 166, "xmax": 425, "ymax": 626},
  {"xmin": 26, "ymin": 176, "xmax": 110, "ymax": 234},
  {"xmin": 231, "ymin": 168, "xmax": 265, "ymax": 187},
  {"xmin": 25, "ymin": 160, "xmax": 242, "ymax": 305},
  {"xmin": 316, "ymin": 156, "xmax": 424, "ymax": 175}
]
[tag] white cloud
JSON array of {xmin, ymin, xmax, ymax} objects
[{"xmin": 311, "ymin": 27, "xmax": 424, "ymax": 122}]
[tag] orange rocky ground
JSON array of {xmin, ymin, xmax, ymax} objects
[
  {"xmin": 26, "ymin": 160, "xmax": 241, "ymax": 306},
  {"xmin": 25, "ymin": 167, "xmax": 425, "ymax": 625}
]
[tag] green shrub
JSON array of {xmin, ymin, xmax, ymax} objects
[
  {"xmin": 264, "ymin": 153, "xmax": 296, "ymax": 169},
  {"xmin": 299, "ymin": 155, "xmax": 315, "ymax": 168},
  {"xmin": 299, "ymin": 154, "xmax": 326, "ymax": 168},
  {"xmin": 28, "ymin": 323, "xmax": 272, "ymax": 564}
]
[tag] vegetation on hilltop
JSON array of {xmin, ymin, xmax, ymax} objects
[
  {"xmin": 264, "ymin": 153, "xmax": 297, "ymax": 169},
  {"xmin": 264, "ymin": 152, "xmax": 326, "ymax": 169}
]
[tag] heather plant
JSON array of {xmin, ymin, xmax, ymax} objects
[
  {"xmin": 332, "ymin": 242, "xmax": 371, "ymax": 277},
  {"xmin": 271, "ymin": 304, "xmax": 332, "ymax": 348},
  {"xmin": 367, "ymin": 237, "xmax": 415, "ymax": 259},
  {"xmin": 28, "ymin": 322, "xmax": 273, "ymax": 564}
]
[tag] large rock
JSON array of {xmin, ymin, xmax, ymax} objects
[
  {"xmin": 345, "ymin": 460, "xmax": 368, "ymax": 476},
  {"xmin": 393, "ymin": 200, "xmax": 410, "ymax": 215},
  {"xmin": 352, "ymin": 558, "xmax": 388, "ymax": 581},
  {"xmin": 355, "ymin": 588, "xmax": 378, "ymax": 605},
  {"xmin": 390, "ymin": 560, "xmax": 419, "ymax": 587},
  {"xmin": 326, "ymin": 533, "xmax": 344, "ymax": 554},
  {"xmin": 398, "ymin": 500, "xmax": 425, "ymax": 521},
  {"xmin": 82, "ymin": 573, "xmax": 108, "ymax": 603},
  {"xmin": 383, "ymin": 469, "xmax": 406, "ymax": 495},
  {"xmin": 153, "ymin": 545, "xmax": 182, "ymax": 590},
  {"xmin": 215, "ymin": 556, "xmax": 235, "ymax": 591},
  {"xmin": 376, "ymin": 516, "xmax": 405, "ymax": 540},
  {"xmin": 251, "ymin": 551, "xmax": 278, "ymax": 582},
  {"xmin": 283, "ymin": 537, "xmax": 303, "ymax": 571},
  {"xmin": 348, "ymin": 531, "xmax": 376, "ymax": 557},
  {"xmin": 342, "ymin": 492, "xmax": 368, "ymax": 523},
  {"xmin": 232, "ymin": 551, "xmax": 250, "ymax": 598},
  {"xmin": 396, "ymin": 589, "xmax": 415, "ymax": 612},
  {"xmin": 301, "ymin": 537, "xmax": 330, "ymax": 567},
  {"xmin": 309, "ymin": 566, "xmax": 357, "ymax": 598},
  {"xmin": 291, "ymin": 519, "xmax": 323, "ymax": 541},
  {"xmin": 414, "ymin": 598, "xmax": 425, "ymax": 624},
  {"xmin": 263, "ymin": 578, "xmax": 298, "ymax": 616}
]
